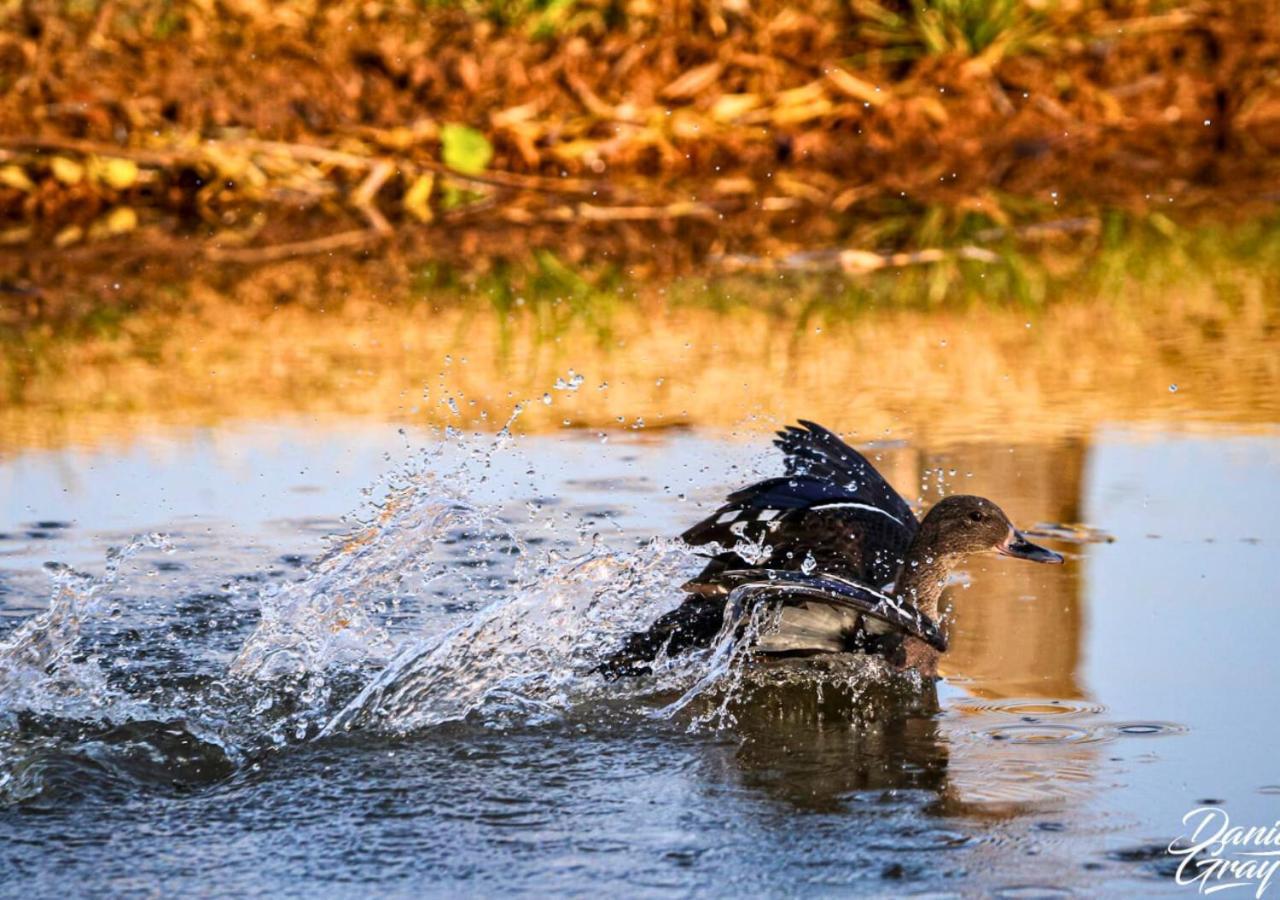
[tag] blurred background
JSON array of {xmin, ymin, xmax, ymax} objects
[{"xmin": 0, "ymin": 0, "xmax": 1277, "ymax": 450}]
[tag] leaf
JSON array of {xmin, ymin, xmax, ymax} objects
[
  {"xmin": 825, "ymin": 68, "xmax": 887, "ymax": 106},
  {"xmin": 709, "ymin": 93, "xmax": 760, "ymax": 123},
  {"xmin": 440, "ymin": 124, "xmax": 493, "ymax": 176},
  {"xmin": 528, "ymin": 0, "xmax": 578, "ymax": 39},
  {"xmin": 0, "ymin": 165, "xmax": 35, "ymax": 192},
  {"xmin": 661, "ymin": 62, "xmax": 723, "ymax": 101},
  {"xmin": 50, "ymin": 157, "xmax": 84, "ymax": 185},
  {"xmin": 201, "ymin": 145, "xmax": 250, "ymax": 180},
  {"xmin": 403, "ymin": 173, "xmax": 435, "ymax": 222},
  {"xmin": 91, "ymin": 157, "xmax": 140, "ymax": 190},
  {"xmin": 54, "ymin": 225, "xmax": 83, "ymax": 247},
  {"xmin": 89, "ymin": 206, "xmax": 138, "ymax": 239}
]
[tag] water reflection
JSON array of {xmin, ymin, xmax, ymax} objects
[
  {"xmin": 830, "ymin": 440, "xmax": 1088, "ymax": 698},
  {"xmin": 4, "ymin": 259, "xmax": 1278, "ymax": 454},
  {"xmin": 708, "ymin": 668, "xmax": 948, "ymax": 814},
  {"xmin": 932, "ymin": 440, "xmax": 1088, "ymax": 699}
]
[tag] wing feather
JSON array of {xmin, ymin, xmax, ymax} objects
[
  {"xmin": 710, "ymin": 568, "xmax": 947, "ymax": 651},
  {"xmin": 773, "ymin": 420, "xmax": 918, "ymax": 531}
]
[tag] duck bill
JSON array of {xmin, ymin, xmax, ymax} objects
[{"xmin": 997, "ymin": 529, "xmax": 1064, "ymax": 564}]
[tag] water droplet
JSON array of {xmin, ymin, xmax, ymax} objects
[
  {"xmin": 541, "ymin": 393, "xmax": 552, "ymax": 405},
  {"xmin": 1169, "ymin": 384, "xmax": 1178, "ymax": 392},
  {"xmin": 800, "ymin": 551, "xmax": 817, "ymax": 575}
]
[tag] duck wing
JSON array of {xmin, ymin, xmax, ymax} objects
[
  {"xmin": 681, "ymin": 474, "xmax": 914, "ymax": 587},
  {"xmin": 682, "ymin": 420, "xmax": 918, "ymax": 587},
  {"xmin": 774, "ymin": 420, "xmax": 918, "ymax": 530},
  {"xmin": 710, "ymin": 569, "xmax": 947, "ymax": 652},
  {"xmin": 598, "ymin": 567, "xmax": 946, "ymax": 678}
]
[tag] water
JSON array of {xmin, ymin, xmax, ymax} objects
[{"xmin": 2, "ymin": 420, "xmax": 1277, "ymax": 896}]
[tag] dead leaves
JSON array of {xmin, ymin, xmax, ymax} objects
[
  {"xmin": 0, "ymin": 0, "xmax": 1271, "ymax": 259},
  {"xmin": 661, "ymin": 62, "xmax": 724, "ymax": 100}
]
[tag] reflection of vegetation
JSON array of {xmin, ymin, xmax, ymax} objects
[
  {"xmin": 850, "ymin": 0, "xmax": 1049, "ymax": 62},
  {"xmin": 3, "ymin": 211, "xmax": 1277, "ymax": 453},
  {"xmin": 398, "ymin": 206, "xmax": 1280, "ymax": 331},
  {"xmin": 779, "ymin": 207, "xmax": 1280, "ymax": 312}
]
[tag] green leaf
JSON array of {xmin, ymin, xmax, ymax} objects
[{"xmin": 440, "ymin": 124, "xmax": 493, "ymax": 176}]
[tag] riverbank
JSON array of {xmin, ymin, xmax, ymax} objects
[{"xmin": 1, "ymin": 0, "xmax": 1277, "ymax": 267}]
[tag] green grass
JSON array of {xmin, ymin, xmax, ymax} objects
[{"xmin": 848, "ymin": 0, "xmax": 1051, "ymax": 63}]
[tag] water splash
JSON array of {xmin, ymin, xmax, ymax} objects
[
  {"xmin": 321, "ymin": 537, "xmax": 701, "ymax": 736},
  {"xmin": 230, "ymin": 489, "xmax": 509, "ymax": 681},
  {"xmin": 0, "ymin": 421, "xmax": 907, "ymax": 803},
  {"xmin": 651, "ymin": 588, "xmax": 784, "ymax": 728},
  {"xmin": 0, "ymin": 532, "xmax": 173, "ymax": 721}
]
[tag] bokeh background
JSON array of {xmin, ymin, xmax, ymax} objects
[{"xmin": 2, "ymin": 0, "xmax": 1279, "ymax": 446}]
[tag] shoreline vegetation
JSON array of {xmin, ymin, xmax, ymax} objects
[
  {"xmin": 0, "ymin": 0, "xmax": 1278, "ymax": 275},
  {"xmin": 3, "ymin": 214, "xmax": 1278, "ymax": 451}
]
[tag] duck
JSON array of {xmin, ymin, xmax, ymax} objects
[{"xmin": 604, "ymin": 420, "xmax": 1063, "ymax": 679}]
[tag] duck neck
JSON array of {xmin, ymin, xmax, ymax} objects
[{"xmin": 894, "ymin": 540, "xmax": 956, "ymax": 622}]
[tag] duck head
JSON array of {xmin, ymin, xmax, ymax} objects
[{"xmin": 916, "ymin": 495, "xmax": 1064, "ymax": 565}]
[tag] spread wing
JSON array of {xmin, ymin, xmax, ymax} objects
[
  {"xmin": 681, "ymin": 422, "xmax": 918, "ymax": 588},
  {"xmin": 774, "ymin": 420, "xmax": 918, "ymax": 528},
  {"xmin": 712, "ymin": 569, "xmax": 947, "ymax": 652}
]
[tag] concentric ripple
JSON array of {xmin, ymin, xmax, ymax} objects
[
  {"xmin": 1107, "ymin": 721, "xmax": 1189, "ymax": 738},
  {"xmin": 986, "ymin": 723, "xmax": 1098, "ymax": 745},
  {"xmin": 955, "ymin": 698, "xmax": 1108, "ymax": 720}
]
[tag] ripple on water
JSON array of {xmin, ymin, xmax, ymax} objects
[
  {"xmin": 981, "ymin": 719, "xmax": 1187, "ymax": 745},
  {"xmin": 1106, "ymin": 843, "xmax": 1182, "ymax": 879},
  {"xmin": 954, "ymin": 700, "xmax": 1187, "ymax": 745},
  {"xmin": 868, "ymin": 827, "xmax": 971, "ymax": 852},
  {"xmin": 955, "ymin": 698, "xmax": 1108, "ymax": 720},
  {"xmin": 1108, "ymin": 721, "xmax": 1189, "ymax": 738},
  {"xmin": 986, "ymin": 724, "xmax": 1099, "ymax": 745},
  {"xmin": 994, "ymin": 887, "xmax": 1077, "ymax": 899}
]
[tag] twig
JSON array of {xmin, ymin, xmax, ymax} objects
[
  {"xmin": 712, "ymin": 245, "xmax": 1001, "ymax": 274},
  {"xmin": 0, "ymin": 135, "xmax": 603, "ymax": 197},
  {"xmin": 562, "ymin": 69, "xmax": 643, "ymax": 124},
  {"xmin": 534, "ymin": 201, "xmax": 719, "ymax": 222},
  {"xmin": 974, "ymin": 217, "xmax": 1100, "ymax": 243},
  {"xmin": 204, "ymin": 228, "xmax": 384, "ymax": 263},
  {"xmin": 350, "ymin": 159, "xmax": 395, "ymax": 234}
]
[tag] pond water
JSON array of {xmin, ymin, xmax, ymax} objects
[
  {"xmin": 3, "ymin": 222, "xmax": 1280, "ymax": 895},
  {"xmin": 2, "ymin": 413, "xmax": 1278, "ymax": 896}
]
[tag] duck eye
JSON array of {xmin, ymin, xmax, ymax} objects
[{"xmin": 968, "ymin": 511, "xmax": 984, "ymax": 523}]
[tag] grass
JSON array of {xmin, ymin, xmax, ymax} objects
[{"xmin": 849, "ymin": 0, "xmax": 1052, "ymax": 64}]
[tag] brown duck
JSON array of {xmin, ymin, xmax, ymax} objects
[{"xmin": 605, "ymin": 420, "xmax": 1063, "ymax": 678}]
